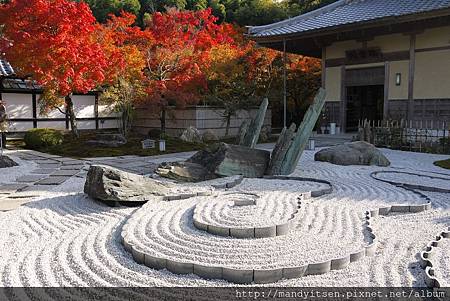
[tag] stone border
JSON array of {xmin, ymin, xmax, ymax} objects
[
  {"xmin": 419, "ymin": 226, "xmax": 450, "ymax": 288},
  {"xmin": 192, "ymin": 176, "xmax": 332, "ymax": 239},
  {"xmin": 192, "ymin": 193, "xmax": 303, "ymax": 239},
  {"xmin": 209, "ymin": 176, "xmax": 244, "ymax": 189},
  {"xmin": 262, "ymin": 176, "xmax": 333, "ymax": 197},
  {"xmin": 123, "ymin": 188, "xmax": 428, "ymax": 284},
  {"xmin": 122, "ymin": 207, "xmax": 376, "ymax": 284},
  {"xmin": 370, "ymin": 171, "xmax": 450, "ymax": 194}
]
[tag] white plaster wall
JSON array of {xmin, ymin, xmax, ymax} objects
[{"xmin": 2, "ymin": 93, "xmax": 32, "ymax": 118}]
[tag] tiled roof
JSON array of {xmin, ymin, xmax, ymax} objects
[
  {"xmin": 249, "ymin": 0, "xmax": 450, "ymax": 38},
  {"xmin": 0, "ymin": 59, "xmax": 14, "ymax": 77},
  {"xmin": 1, "ymin": 78, "xmax": 42, "ymax": 91}
]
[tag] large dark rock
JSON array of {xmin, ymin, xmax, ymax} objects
[
  {"xmin": 0, "ymin": 156, "xmax": 18, "ymax": 168},
  {"xmin": 314, "ymin": 141, "xmax": 390, "ymax": 167},
  {"xmin": 156, "ymin": 161, "xmax": 216, "ymax": 182},
  {"xmin": 84, "ymin": 165, "xmax": 172, "ymax": 205},
  {"xmin": 157, "ymin": 142, "xmax": 270, "ymax": 181},
  {"xmin": 188, "ymin": 142, "xmax": 270, "ymax": 178}
]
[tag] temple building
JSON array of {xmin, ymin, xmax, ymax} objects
[{"xmin": 248, "ymin": 0, "xmax": 450, "ymax": 132}]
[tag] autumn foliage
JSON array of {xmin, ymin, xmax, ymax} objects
[{"xmin": 0, "ymin": 1, "xmax": 321, "ymax": 135}]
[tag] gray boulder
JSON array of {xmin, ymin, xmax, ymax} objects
[
  {"xmin": 156, "ymin": 161, "xmax": 216, "ymax": 182},
  {"xmin": 0, "ymin": 156, "xmax": 18, "ymax": 168},
  {"xmin": 180, "ymin": 126, "xmax": 202, "ymax": 143},
  {"xmin": 314, "ymin": 141, "xmax": 390, "ymax": 167},
  {"xmin": 84, "ymin": 165, "xmax": 172, "ymax": 205}
]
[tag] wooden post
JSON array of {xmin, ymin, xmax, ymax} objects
[
  {"xmin": 283, "ymin": 39, "xmax": 287, "ymax": 128},
  {"xmin": 32, "ymin": 93, "xmax": 37, "ymax": 128},
  {"xmin": 94, "ymin": 93, "xmax": 99, "ymax": 130},
  {"xmin": 408, "ymin": 34, "xmax": 416, "ymax": 120},
  {"xmin": 321, "ymin": 47, "xmax": 326, "ymax": 89},
  {"xmin": 340, "ymin": 66, "xmax": 346, "ymax": 132},
  {"xmin": 383, "ymin": 61, "xmax": 390, "ymax": 119}
]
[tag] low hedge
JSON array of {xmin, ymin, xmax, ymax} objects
[{"xmin": 24, "ymin": 128, "xmax": 64, "ymax": 150}]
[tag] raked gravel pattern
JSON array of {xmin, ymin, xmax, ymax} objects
[
  {"xmin": 432, "ymin": 236, "xmax": 450, "ymax": 287},
  {"xmin": 0, "ymin": 148, "xmax": 449, "ymax": 287}
]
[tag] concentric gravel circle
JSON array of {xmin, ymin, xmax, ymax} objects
[{"xmin": 122, "ymin": 178, "xmax": 374, "ymax": 283}]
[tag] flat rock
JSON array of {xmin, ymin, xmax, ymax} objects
[
  {"xmin": 35, "ymin": 176, "xmax": 69, "ymax": 185},
  {"xmin": 0, "ymin": 183, "xmax": 28, "ymax": 192},
  {"xmin": 31, "ymin": 168, "xmax": 58, "ymax": 174},
  {"xmin": 0, "ymin": 156, "xmax": 18, "ymax": 168},
  {"xmin": 84, "ymin": 165, "xmax": 173, "ymax": 204},
  {"xmin": 314, "ymin": 141, "xmax": 390, "ymax": 167},
  {"xmin": 16, "ymin": 175, "xmax": 46, "ymax": 183},
  {"xmin": 50, "ymin": 170, "xmax": 79, "ymax": 177}
]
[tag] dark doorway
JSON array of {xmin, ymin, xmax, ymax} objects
[{"xmin": 346, "ymin": 85, "xmax": 384, "ymax": 131}]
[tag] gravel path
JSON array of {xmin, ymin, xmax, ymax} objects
[{"xmin": 0, "ymin": 148, "xmax": 449, "ymax": 287}]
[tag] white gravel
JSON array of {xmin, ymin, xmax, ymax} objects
[
  {"xmin": 0, "ymin": 148, "xmax": 449, "ymax": 287},
  {"xmin": 432, "ymin": 236, "xmax": 450, "ymax": 287}
]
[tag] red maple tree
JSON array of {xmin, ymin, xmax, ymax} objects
[
  {"xmin": 0, "ymin": 0, "xmax": 108, "ymax": 136},
  {"xmin": 141, "ymin": 8, "xmax": 236, "ymax": 133}
]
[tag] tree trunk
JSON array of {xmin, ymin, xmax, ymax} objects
[
  {"xmin": 65, "ymin": 95, "xmax": 79, "ymax": 138},
  {"xmin": 160, "ymin": 107, "xmax": 166, "ymax": 136},
  {"xmin": 225, "ymin": 113, "xmax": 231, "ymax": 137}
]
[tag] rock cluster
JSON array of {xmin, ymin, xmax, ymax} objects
[
  {"xmin": 314, "ymin": 141, "xmax": 390, "ymax": 167},
  {"xmin": 157, "ymin": 142, "xmax": 270, "ymax": 181}
]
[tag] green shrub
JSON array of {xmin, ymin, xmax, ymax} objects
[
  {"xmin": 24, "ymin": 128, "xmax": 64, "ymax": 150},
  {"xmin": 148, "ymin": 128, "xmax": 162, "ymax": 139}
]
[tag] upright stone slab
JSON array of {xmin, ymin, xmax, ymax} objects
[
  {"xmin": 240, "ymin": 98, "xmax": 268, "ymax": 148},
  {"xmin": 237, "ymin": 119, "xmax": 250, "ymax": 145},
  {"xmin": 276, "ymin": 88, "xmax": 326, "ymax": 175},
  {"xmin": 266, "ymin": 123, "xmax": 297, "ymax": 175}
]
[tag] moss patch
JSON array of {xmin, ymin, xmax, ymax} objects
[
  {"xmin": 12, "ymin": 131, "xmax": 205, "ymax": 159},
  {"xmin": 434, "ymin": 159, "xmax": 450, "ymax": 170}
]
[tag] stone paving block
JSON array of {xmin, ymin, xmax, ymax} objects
[
  {"xmin": 0, "ymin": 183, "xmax": 28, "ymax": 192},
  {"xmin": 38, "ymin": 164, "xmax": 61, "ymax": 169},
  {"xmin": 35, "ymin": 159, "xmax": 59, "ymax": 165},
  {"xmin": 31, "ymin": 169, "xmax": 57, "ymax": 174},
  {"xmin": 62, "ymin": 161, "xmax": 85, "ymax": 166},
  {"xmin": 60, "ymin": 165, "xmax": 84, "ymax": 170},
  {"xmin": 193, "ymin": 219, "xmax": 208, "ymax": 231},
  {"xmin": 365, "ymin": 242, "xmax": 377, "ymax": 256},
  {"xmin": 222, "ymin": 268, "xmax": 253, "ymax": 284},
  {"xmin": 193, "ymin": 264, "xmax": 223, "ymax": 280},
  {"xmin": 306, "ymin": 261, "xmax": 331, "ymax": 275},
  {"xmin": 0, "ymin": 198, "xmax": 31, "ymax": 211},
  {"xmin": 132, "ymin": 247, "xmax": 145, "ymax": 264},
  {"xmin": 350, "ymin": 249, "xmax": 366, "ymax": 262},
  {"xmin": 123, "ymin": 239, "xmax": 133, "ymax": 253},
  {"xmin": 16, "ymin": 175, "xmax": 46, "ymax": 183},
  {"xmin": 282, "ymin": 265, "xmax": 307, "ymax": 279},
  {"xmin": 35, "ymin": 176, "xmax": 69, "ymax": 185},
  {"xmin": 276, "ymin": 223, "xmax": 290, "ymax": 236},
  {"xmin": 369, "ymin": 209, "xmax": 379, "ymax": 217},
  {"xmin": 144, "ymin": 255, "xmax": 167, "ymax": 270},
  {"xmin": 254, "ymin": 269, "xmax": 283, "ymax": 284},
  {"xmin": 379, "ymin": 207, "xmax": 391, "ymax": 215},
  {"xmin": 331, "ymin": 255, "xmax": 351, "ymax": 270},
  {"xmin": 208, "ymin": 225, "xmax": 230, "ymax": 237},
  {"xmin": 166, "ymin": 259, "xmax": 193, "ymax": 275},
  {"xmin": 254, "ymin": 226, "xmax": 276, "ymax": 238},
  {"xmin": 390, "ymin": 205, "xmax": 409, "ymax": 213},
  {"xmin": 409, "ymin": 204, "xmax": 427, "ymax": 213},
  {"xmin": 230, "ymin": 228, "xmax": 254, "ymax": 238},
  {"xmin": 50, "ymin": 170, "xmax": 79, "ymax": 177}
]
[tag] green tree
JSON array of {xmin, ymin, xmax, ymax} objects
[{"xmin": 84, "ymin": 0, "xmax": 141, "ymax": 23}]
